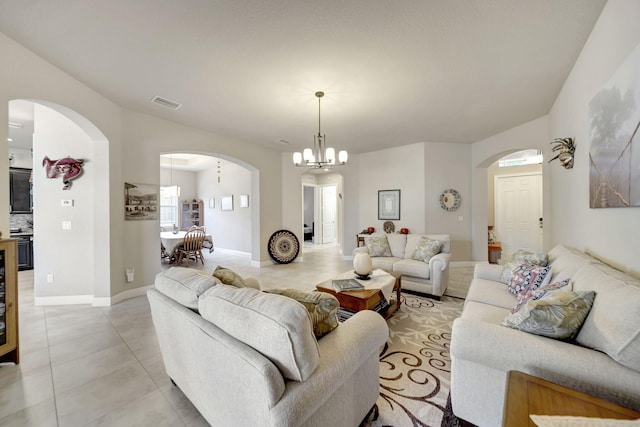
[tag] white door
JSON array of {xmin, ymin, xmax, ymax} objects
[
  {"xmin": 495, "ymin": 173, "xmax": 542, "ymax": 259},
  {"xmin": 321, "ymin": 185, "xmax": 336, "ymax": 244}
]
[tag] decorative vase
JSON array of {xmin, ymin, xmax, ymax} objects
[{"xmin": 353, "ymin": 252, "xmax": 373, "ymax": 277}]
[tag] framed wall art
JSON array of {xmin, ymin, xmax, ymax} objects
[
  {"xmin": 378, "ymin": 189, "xmax": 401, "ymax": 220},
  {"xmin": 589, "ymin": 43, "xmax": 640, "ymax": 208},
  {"xmin": 124, "ymin": 182, "xmax": 158, "ymax": 221},
  {"xmin": 220, "ymin": 195, "xmax": 233, "ymax": 211}
]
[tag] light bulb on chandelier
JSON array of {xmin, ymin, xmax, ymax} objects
[{"xmin": 292, "ymin": 91, "xmax": 348, "ymax": 169}]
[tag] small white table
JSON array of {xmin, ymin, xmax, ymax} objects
[{"xmin": 160, "ymin": 231, "xmax": 214, "ymax": 257}]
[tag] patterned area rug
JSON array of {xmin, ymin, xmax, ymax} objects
[{"xmin": 366, "ymin": 293, "xmax": 464, "ymax": 427}]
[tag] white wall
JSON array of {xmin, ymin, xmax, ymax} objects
[
  {"xmin": 547, "ymin": 0, "xmax": 640, "ymax": 275},
  {"xmin": 8, "ymin": 147, "xmax": 33, "ymax": 169},
  {"xmin": 160, "ymin": 168, "xmax": 197, "ymax": 203},
  {"xmin": 358, "ymin": 143, "xmax": 425, "ymax": 234},
  {"xmin": 32, "ymin": 104, "xmax": 95, "ymax": 300},
  {"xmin": 198, "ymin": 160, "xmax": 252, "ymax": 253}
]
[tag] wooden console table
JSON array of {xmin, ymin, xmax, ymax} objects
[
  {"xmin": 488, "ymin": 241, "xmax": 502, "ymax": 264},
  {"xmin": 503, "ymin": 371, "xmax": 640, "ymax": 426}
]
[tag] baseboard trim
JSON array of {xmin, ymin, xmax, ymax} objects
[
  {"xmin": 106, "ymin": 284, "xmax": 155, "ymax": 306},
  {"xmin": 35, "ymin": 295, "xmax": 94, "ymax": 306}
]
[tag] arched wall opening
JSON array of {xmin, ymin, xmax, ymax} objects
[
  {"xmin": 8, "ymin": 99, "xmax": 111, "ymax": 305},
  {"xmin": 159, "ymin": 151, "xmax": 259, "ymax": 262}
]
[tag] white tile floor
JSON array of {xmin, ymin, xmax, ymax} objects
[{"xmin": 0, "ymin": 245, "xmax": 473, "ymax": 426}]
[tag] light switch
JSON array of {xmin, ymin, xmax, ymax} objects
[{"xmin": 62, "ymin": 221, "xmax": 72, "ymax": 230}]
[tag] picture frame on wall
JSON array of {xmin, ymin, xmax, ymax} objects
[
  {"xmin": 239, "ymin": 194, "xmax": 249, "ymax": 208},
  {"xmin": 378, "ymin": 189, "xmax": 400, "ymax": 220},
  {"xmin": 124, "ymin": 182, "xmax": 158, "ymax": 221},
  {"xmin": 221, "ymin": 195, "xmax": 233, "ymax": 211}
]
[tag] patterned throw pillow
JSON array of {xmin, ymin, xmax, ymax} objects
[
  {"xmin": 502, "ymin": 290, "xmax": 595, "ymax": 340},
  {"xmin": 412, "ymin": 237, "xmax": 442, "ymax": 263},
  {"xmin": 507, "ymin": 262, "xmax": 551, "ymax": 296},
  {"xmin": 213, "ymin": 266, "xmax": 246, "ymax": 288},
  {"xmin": 511, "ymin": 279, "xmax": 570, "ymax": 314},
  {"xmin": 365, "ymin": 235, "xmax": 392, "ymax": 257},
  {"xmin": 499, "ymin": 250, "xmax": 549, "ymax": 285},
  {"xmin": 265, "ymin": 289, "xmax": 339, "ymax": 337}
]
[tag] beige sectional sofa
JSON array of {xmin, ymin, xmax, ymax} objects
[
  {"xmin": 450, "ymin": 244, "xmax": 640, "ymax": 427},
  {"xmin": 352, "ymin": 233, "xmax": 451, "ymax": 298},
  {"xmin": 148, "ymin": 267, "xmax": 388, "ymax": 427}
]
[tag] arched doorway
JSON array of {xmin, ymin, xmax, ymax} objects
[{"xmin": 8, "ymin": 99, "xmax": 111, "ymax": 305}]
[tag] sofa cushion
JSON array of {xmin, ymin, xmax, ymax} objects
[
  {"xmin": 365, "ymin": 235, "xmax": 392, "ymax": 257},
  {"xmin": 386, "ymin": 233, "xmax": 407, "ymax": 258},
  {"xmin": 265, "ymin": 289, "xmax": 339, "ymax": 338},
  {"xmin": 574, "ymin": 267, "xmax": 640, "ymax": 372},
  {"xmin": 393, "ymin": 259, "xmax": 430, "ymax": 279},
  {"xmin": 460, "ymin": 300, "xmax": 511, "ymax": 324},
  {"xmin": 154, "ymin": 267, "xmax": 217, "ymax": 310},
  {"xmin": 507, "ymin": 262, "xmax": 551, "ymax": 296},
  {"xmin": 499, "ymin": 250, "xmax": 549, "ymax": 284},
  {"xmin": 412, "ymin": 237, "xmax": 442, "ymax": 263},
  {"xmin": 511, "ymin": 279, "xmax": 570, "ymax": 314},
  {"xmin": 502, "ymin": 290, "xmax": 595, "ymax": 340},
  {"xmin": 547, "ymin": 244, "xmax": 592, "ymax": 283},
  {"xmin": 213, "ymin": 265, "xmax": 246, "ymax": 288},
  {"xmin": 199, "ymin": 284, "xmax": 320, "ymax": 381},
  {"xmin": 465, "ymin": 278, "xmax": 515, "ymax": 310}
]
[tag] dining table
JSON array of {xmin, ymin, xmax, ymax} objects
[{"xmin": 160, "ymin": 231, "xmax": 214, "ymax": 261}]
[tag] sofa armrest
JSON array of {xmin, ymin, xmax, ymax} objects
[
  {"xmin": 272, "ymin": 310, "xmax": 389, "ymax": 424},
  {"xmin": 451, "ymin": 318, "xmax": 640, "ymax": 410},
  {"xmin": 429, "ymin": 252, "xmax": 450, "ymax": 272},
  {"xmin": 473, "ymin": 262, "xmax": 503, "ymax": 282}
]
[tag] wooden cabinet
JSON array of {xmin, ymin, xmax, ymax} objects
[
  {"xmin": 181, "ymin": 201, "xmax": 204, "ymax": 230},
  {"xmin": 9, "ymin": 168, "xmax": 32, "ymax": 213},
  {"xmin": 0, "ymin": 239, "xmax": 19, "ymax": 364}
]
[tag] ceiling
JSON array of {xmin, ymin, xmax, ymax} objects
[{"xmin": 1, "ymin": 0, "xmax": 607, "ymax": 156}]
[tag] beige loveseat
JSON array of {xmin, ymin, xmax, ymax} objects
[
  {"xmin": 148, "ymin": 267, "xmax": 388, "ymax": 426},
  {"xmin": 450, "ymin": 245, "xmax": 640, "ymax": 427},
  {"xmin": 353, "ymin": 233, "xmax": 451, "ymax": 298}
]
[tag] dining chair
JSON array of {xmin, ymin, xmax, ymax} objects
[{"xmin": 176, "ymin": 228, "xmax": 206, "ymax": 267}]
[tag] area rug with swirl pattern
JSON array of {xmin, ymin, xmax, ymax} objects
[{"xmin": 366, "ymin": 293, "xmax": 464, "ymax": 427}]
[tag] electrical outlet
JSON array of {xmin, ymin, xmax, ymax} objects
[
  {"xmin": 46, "ymin": 274, "xmax": 54, "ymax": 283},
  {"xmin": 61, "ymin": 199, "xmax": 74, "ymax": 207},
  {"xmin": 62, "ymin": 221, "xmax": 72, "ymax": 230}
]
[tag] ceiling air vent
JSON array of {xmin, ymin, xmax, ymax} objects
[{"xmin": 151, "ymin": 96, "xmax": 181, "ymax": 110}]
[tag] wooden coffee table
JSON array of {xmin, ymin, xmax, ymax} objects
[
  {"xmin": 503, "ymin": 371, "xmax": 640, "ymax": 426},
  {"xmin": 316, "ymin": 271, "xmax": 401, "ymax": 320}
]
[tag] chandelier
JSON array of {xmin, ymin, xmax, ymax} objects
[{"xmin": 292, "ymin": 91, "xmax": 348, "ymax": 168}]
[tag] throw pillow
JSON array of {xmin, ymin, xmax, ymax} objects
[
  {"xmin": 213, "ymin": 266, "xmax": 246, "ymax": 288},
  {"xmin": 365, "ymin": 235, "xmax": 392, "ymax": 257},
  {"xmin": 499, "ymin": 250, "xmax": 550, "ymax": 285},
  {"xmin": 502, "ymin": 289, "xmax": 595, "ymax": 340},
  {"xmin": 507, "ymin": 262, "xmax": 551, "ymax": 296},
  {"xmin": 511, "ymin": 279, "xmax": 570, "ymax": 314},
  {"xmin": 412, "ymin": 237, "xmax": 442, "ymax": 263},
  {"xmin": 265, "ymin": 289, "xmax": 339, "ymax": 337}
]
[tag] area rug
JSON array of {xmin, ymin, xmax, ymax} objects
[{"xmin": 367, "ymin": 293, "xmax": 464, "ymax": 427}]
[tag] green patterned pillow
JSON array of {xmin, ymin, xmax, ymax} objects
[
  {"xmin": 213, "ymin": 266, "xmax": 246, "ymax": 288},
  {"xmin": 365, "ymin": 235, "xmax": 392, "ymax": 257},
  {"xmin": 265, "ymin": 289, "xmax": 339, "ymax": 337},
  {"xmin": 502, "ymin": 289, "xmax": 595, "ymax": 340},
  {"xmin": 499, "ymin": 250, "xmax": 549, "ymax": 284},
  {"xmin": 412, "ymin": 237, "xmax": 442, "ymax": 263}
]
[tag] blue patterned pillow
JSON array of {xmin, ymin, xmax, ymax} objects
[{"xmin": 507, "ymin": 262, "xmax": 551, "ymax": 296}]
